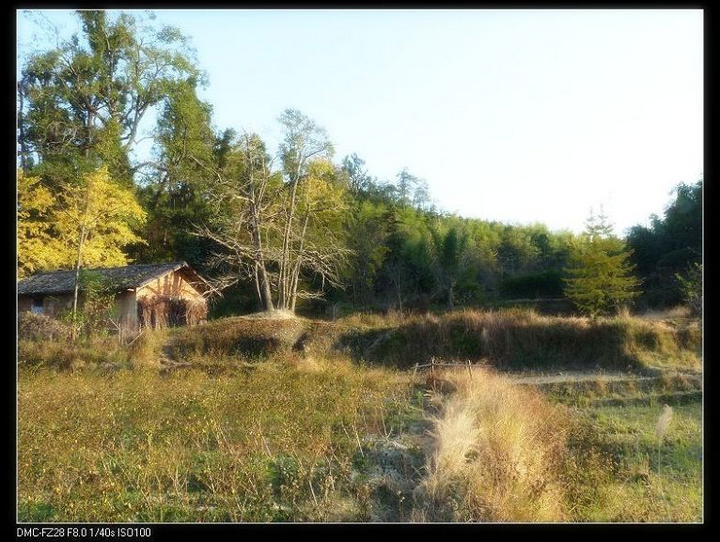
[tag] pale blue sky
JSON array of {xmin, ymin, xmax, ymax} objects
[{"xmin": 17, "ymin": 9, "xmax": 704, "ymax": 236}]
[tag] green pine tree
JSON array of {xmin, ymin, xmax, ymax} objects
[{"xmin": 564, "ymin": 211, "xmax": 642, "ymax": 318}]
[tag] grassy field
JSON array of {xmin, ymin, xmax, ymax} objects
[
  {"xmin": 18, "ymin": 362, "xmax": 421, "ymax": 522},
  {"xmin": 565, "ymin": 402, "xmax": 702, "ymax": 522},
  {"xmin": 16, "ymin": 308, "xmax": 702, "ymax": 522}
]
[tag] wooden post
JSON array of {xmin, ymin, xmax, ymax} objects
[{"xmin": 467, "ymin": 359, "xmax": 473, "ymax": 380}]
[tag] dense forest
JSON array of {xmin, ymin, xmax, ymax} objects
[{"xmin": 17, "ymin": 11, "xmax": 702, "ymax": 318}]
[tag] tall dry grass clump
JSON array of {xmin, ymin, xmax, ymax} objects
[{"xmin": 415, "ymin": 367, "xmax": 571, "ymax": 522}]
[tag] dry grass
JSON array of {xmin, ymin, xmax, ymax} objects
[
  {"xmin": 16, "ymin": 308, "xmax": 702, "ymax": 522},
  {"xmin": 167, "ymin": 316, "xmax": 309, "ymax": 362},
  {"xmin": 337, "ymin": 308, "xmax": 700, "ymax": 372},
  {"xmin": 18, "ymin": 307, "xmax": 700, "ymax": 374},
  {"xmin": 414, "ymin": 367, "xmax": 571, "ymax": 522},
  {"xmin": 18, "ymin": 336, "xmax": 131, "ymax": 372},
  {"xmin": 638, "ymin": 306, "xmax": 692, "ymax": 321}
]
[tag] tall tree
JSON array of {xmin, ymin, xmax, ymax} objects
[
  {"xmin": 395, "ymin": 168, "xmax": 432, "ymax": 210},
  {"xmin": 341, "ymin": 153, "xmax": 375, "ymax": 195},
  {"xmin": 196, "ymin": 132, "xmax": 281, "ymax": 312},
  {"xmin": 430, "ymin": 222, "xmax": 470, "ymax": 308},
  {"xmin": 18, "ymin": 10, "xmax": 202, "ymax": 185},
  {"xmin": 377, "ymin": 206, "xmax": 435, "ymax": 312},
  {"xmin": 133, "ymin": 79, "xmax": 217, "ymax": 267},
  {"xmin": 626, "ymin": 179, "xmax": 702, "ymax": 308},
  {"xmin": 345, "ymin": 200, "xmax": 389, "ymax": 308},
  {"xmin": 564, "ymin": 212, "xmax": 641, "ymax": 318},
  {"xmin": 276, "ymin": 109, "xmax": 336, "ymax": 311},
  {"xmin": 195, "ymin": 115, "xmax": 349, "ymax": 313}
]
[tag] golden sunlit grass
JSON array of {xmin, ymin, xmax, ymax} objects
[{"xmin": 414, "ymin": 367, "xmax": 571, "ymax": 522}]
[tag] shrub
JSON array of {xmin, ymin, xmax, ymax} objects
[
  {"xmin": 18, "ymin": 312, "xmax": 71, "ymax": 341},
  {"xmin": 675, "ymin": 263, "xmax": 702, "ymax": 317}
]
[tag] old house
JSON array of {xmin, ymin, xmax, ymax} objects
[{"xmin": 18, "ymin": 261, "xmax": 209, "ymax": 331}]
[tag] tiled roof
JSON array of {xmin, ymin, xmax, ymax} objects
[{"xmin": 18, "ymin": 262, "xmax": 197, "ymax": 296}]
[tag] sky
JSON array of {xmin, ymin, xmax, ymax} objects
[{"xmin": 16, "ymin": 9, "xmax": 704, "ymax": 236}]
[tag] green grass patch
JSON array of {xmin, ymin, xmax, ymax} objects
[
  {"xmin": 17, "ymin": 362, "xmax": 419, "ymax": 522},
  {"xmin": 564, "ymin": 402, "xmax": 702, "ymax": 522}
]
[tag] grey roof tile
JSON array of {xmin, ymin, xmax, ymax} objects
[{"xmin": 18, "ymin": 262, "xmax": 195, "ymax": 296}]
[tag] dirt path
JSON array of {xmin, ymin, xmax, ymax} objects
[
  {"xmin": 508, "ymin": 371, "xmax": 656, "ymax": 385},
  {"xmin": 506, "ymin": 368, "xmax": 701, "ymax": 386}
]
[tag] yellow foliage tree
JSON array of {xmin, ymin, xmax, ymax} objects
[
  {"xmin": 17, "ymin": 171, "xmax": 70, "ymax": 277},
  {"xmin": 18, "ymin": 167, "xmax": 146, "ymax": 334},
  {"xmin": 56, "ymin": 167, "xmax": 146, "ymax": 332},
  {"xmin": 18, "ymin": 167, "xmax": 147, "ymax": 274},
  {"xmin": 55, "ymin": 167, "xmax": 147, "ymax": 269}
]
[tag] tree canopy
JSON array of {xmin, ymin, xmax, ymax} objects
[
  {"xmin": 17, "ymin": 10, "xmax": 700, "ymax": 318},
  {"xmin": 564, "ymin": 213, "xmax": 641, "ymax": 318}
]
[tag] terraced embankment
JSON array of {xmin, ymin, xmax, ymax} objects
[{"xmin": 511, "ymin": 369, "xmax": 702, "ymax": 406}]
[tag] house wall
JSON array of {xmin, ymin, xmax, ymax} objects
[
  {"xmin": 136, "ymin": 270, "xmax": 205, "ymax": 303},
  {"xmin": 19, "ymin": 269, "xmax": 206, "ymax": 331},
  {"xmin": 18, "ymin": 296, "xmax": 32, "ymax": 312},
  {"xmin": 19, "ymin": 291, "xmax": 139, "ymax": 331},
  {"xmin": 136, "ymin": 270, "xmax": 207, "ymax": 329},
  {"xmin": 18, "ymin": 294, "xmax": 73, "ymax": 317},
  {"xmin": 45, "ymin": 295, "xmax": 74, "ymax": 316},
  {"xmin": 114, "ymin": 290, "xmax": 138, "ymax": 330}
]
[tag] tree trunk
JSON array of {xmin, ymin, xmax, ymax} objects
[
  {"xmin": 289, "ymin": 214, "xmax": 310, "ymax": 313},
  {"xmin": 246, "ymin": 152, "xmax": 274, "ymax": 313},
  {"xmin": 71, "ymin": 224, "xmax": 87, "ymax": 342},
  {"xmin": 251, "ymin": 262, "xmax": 274, "ymax": 312},
  {"xmin": 278, "ymin": 154, "xmax": 304, "ymax": 311},
  {"xmin": 71, "ymin": 183, "xmax": 94, "ymax": 341},
  {"xmin": 259, "ymin": 266, "xmax": 274, "ymax": 312},
  {"xmin": 18, "ymin": 81, "xmax": 27, "ymax": 171},
  {"xmin": 86, "ymin": 106, "xmax": 93, "ymax": 158}
]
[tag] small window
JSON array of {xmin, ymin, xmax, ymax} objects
[{"xmin": 31, "ymin": 298, "xmax": 44, "ymax": 314}]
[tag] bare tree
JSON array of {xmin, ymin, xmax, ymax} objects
[
  {"xmin": 194, "ymin": 116, "xmax": 350, "ymax": 313},
  {"xmin": 276, "ymin": 109, "xmax": 335, "ymax": 311},
  {"xmin": 194, "ymin": 132, "xmax": 279, "ymax": 312}
]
